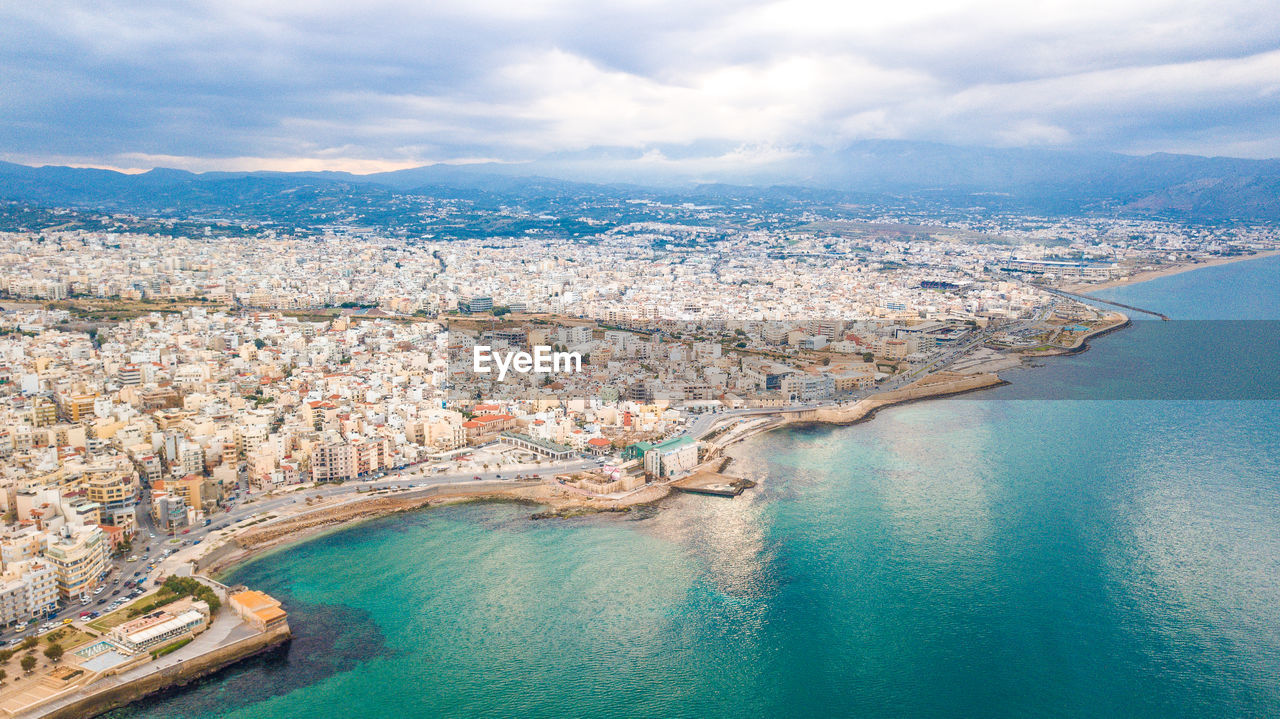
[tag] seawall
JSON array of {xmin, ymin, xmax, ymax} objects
[
  {"xmin": 31, "ymin": 625, "xmax": 291, "ymax": 719},
  {"xmin": 774, "ymin": 372, "xmax": 1008, "ymax": 428}
]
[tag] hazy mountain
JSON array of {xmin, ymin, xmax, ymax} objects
[{"xmin": 3, "ymin": 141, "xmax": 1280, "ymax": 222}]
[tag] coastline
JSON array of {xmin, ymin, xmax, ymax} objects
[
  {"xmin": 195, "ymin": 294, "xmax": 1144, "ymax": 588},
  {"xmin": 67, "ymin": 251, "xmax": 1245, "ymax": 599},
  {"xmin": 1060, "ymin": 249, "xmax": 1280, "ymax": 293},
  {"xmin": 196, "ymin": 371, "xmax": 1014, "ymax": 581},
  {"xmin": 200, "ymin": 481, "xmax": 674, "ymax": 580},
  {"xmin": 125, "ymin": 289, "xmax": 1151, "ymax": 719}
]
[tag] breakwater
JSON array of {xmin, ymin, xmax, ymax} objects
[{"xmin": 24, "ymin": 626, "xmax": 291, "ymax": 719}]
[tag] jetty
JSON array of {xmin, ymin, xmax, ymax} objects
[
  {"xmin": 1042, "ymin": 286, "xmax": 1170, "ymax": 320},
  {"xmin": 671, "ymin": 472, "xmax": 754, "ymax": 498}
]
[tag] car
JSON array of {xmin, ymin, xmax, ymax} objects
[
  {"xmin": 92, "ymin": 587, "xmax": 104, "ymax": 595},
  {"xmin": 473, "ymin": 475, "xmax": 481, "ymax": 480},
  {"xmin": 62, "ymin": 618, "xmax": 73, "ymax": 625},
  {"xmin": 181, "ymin": 529, "xmax": 190, "ymax": 534},
  {"xmin": 111, "ymin": 589, "xmax": 120, "ymax": 596}
]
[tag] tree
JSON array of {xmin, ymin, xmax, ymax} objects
[
  {"xmin": 253, "ymin": 338, "xmax": 266, "ymax": 350},
  {"xmin": 0, "ymin": 668, "xmax": 7, "ymax": 683},
  {"xmin": 20, "ymin": 636, "xmax": 37, "ymax": 651},
  {"xmin": 20, "ymin": 655, "xmax": 36, "ymax": 673},
  {"xmin": 43, "ymin": 644, "xmax": 63, "ymax": 663},
  {"xmin": 0, "ymin": 649, "xmax": 13, "ymax": 663}
]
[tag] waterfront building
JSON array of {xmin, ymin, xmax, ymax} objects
[
  {"xmin": 498, "ymin": 431, "xmax": 575, "ymax": 460},
  {"xmin": 228, "ymin": 589, "xmax": 289, "ymax": 632},
  {"xmin": 311, "ymin": 440, "xmax": 357, "ymax": 482},
  {"xmin": 42, "ymin": 525, "xmax": 108, "ymax": 600},
  {"xmin": 642, "ymin": 437, "xmax": 700, "ymax": 478},
  {"xmin": 111, "ymin": 598, "xmax": 210, "ymax": 651}
]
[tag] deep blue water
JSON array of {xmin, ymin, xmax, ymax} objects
[{"xmin": 108, "ymin": 254, "xmax": 1280, "ymax": 719}]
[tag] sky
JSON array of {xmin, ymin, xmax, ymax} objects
[{"xmin": 3, "ymin": 0, "xmax": 1280, "ymax": 173}]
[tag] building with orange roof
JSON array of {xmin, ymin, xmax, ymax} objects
[{"xmin": 228, "ymin": 589, "xmax": 289, "ymax": 632}]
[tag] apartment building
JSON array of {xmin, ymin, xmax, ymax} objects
[
  {"xmin": 42, "ymin": 525, "xmax": 108, "ymax": 600},
  {"xmin": 311, "ymin": 440, "xmax": 357, "ymax": 482},
  {"xmin": 0, "ymin": 560, "xmax": 58, "ymax": 627}
]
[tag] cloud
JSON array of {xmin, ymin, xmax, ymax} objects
[{"xmin": 1, "ymin": 0, "xmax": 1279, "ymax": 171}]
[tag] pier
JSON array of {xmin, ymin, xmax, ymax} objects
[
  {"xmin": 1042, "ymin": 286, "xmax": 1170, "ymax": 320},
  {"xmin": 670, "ymin": 472, "xmax": 754, "ymax": 498}
]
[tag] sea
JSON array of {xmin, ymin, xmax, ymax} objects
[{"xmin": 106, "ymin": 254, "xmax": 1280, "ymax": 719}]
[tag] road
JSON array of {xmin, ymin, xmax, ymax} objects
[
  {"xmin": 1, "ymin": 322, "xmax": 1019, "ymax": 645},
  {"xmin": 0, "ymin": 453, "xmax": 605, "ymax": 646}
]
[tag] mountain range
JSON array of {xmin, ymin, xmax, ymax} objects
[{"xmin": 3, "ymin": 141, "xmax": 1280, "ymax": 223}]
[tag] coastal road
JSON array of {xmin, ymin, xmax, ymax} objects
[
  {"xmin": 0, "ymin": 454, "xmax": 605, "ymax": 644},
  {"xmin": 159, "ymin": 456, "xmax": 605, "ymax": 548}
]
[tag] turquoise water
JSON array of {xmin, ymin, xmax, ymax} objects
[{"xmin": 109, "ymin": 255, "xmax": 1280, "ymax": 718}]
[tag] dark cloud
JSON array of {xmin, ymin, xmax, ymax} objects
[{"xmin": 2, "ymin": 0, "xmax": 1279, "ymax": 171}]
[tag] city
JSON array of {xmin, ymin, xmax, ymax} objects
[
  {"xmin": 0, "ymin": 197, "xmax": 1276, "ymax": 713},
  {"xmin": 3, "ymin": 0, "xmax": 1280, "ymax": 716}
]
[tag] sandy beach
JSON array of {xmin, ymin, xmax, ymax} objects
[{"xmin": 1061, "ymin": 249, "xmax": 1280, "ymax": 293}]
